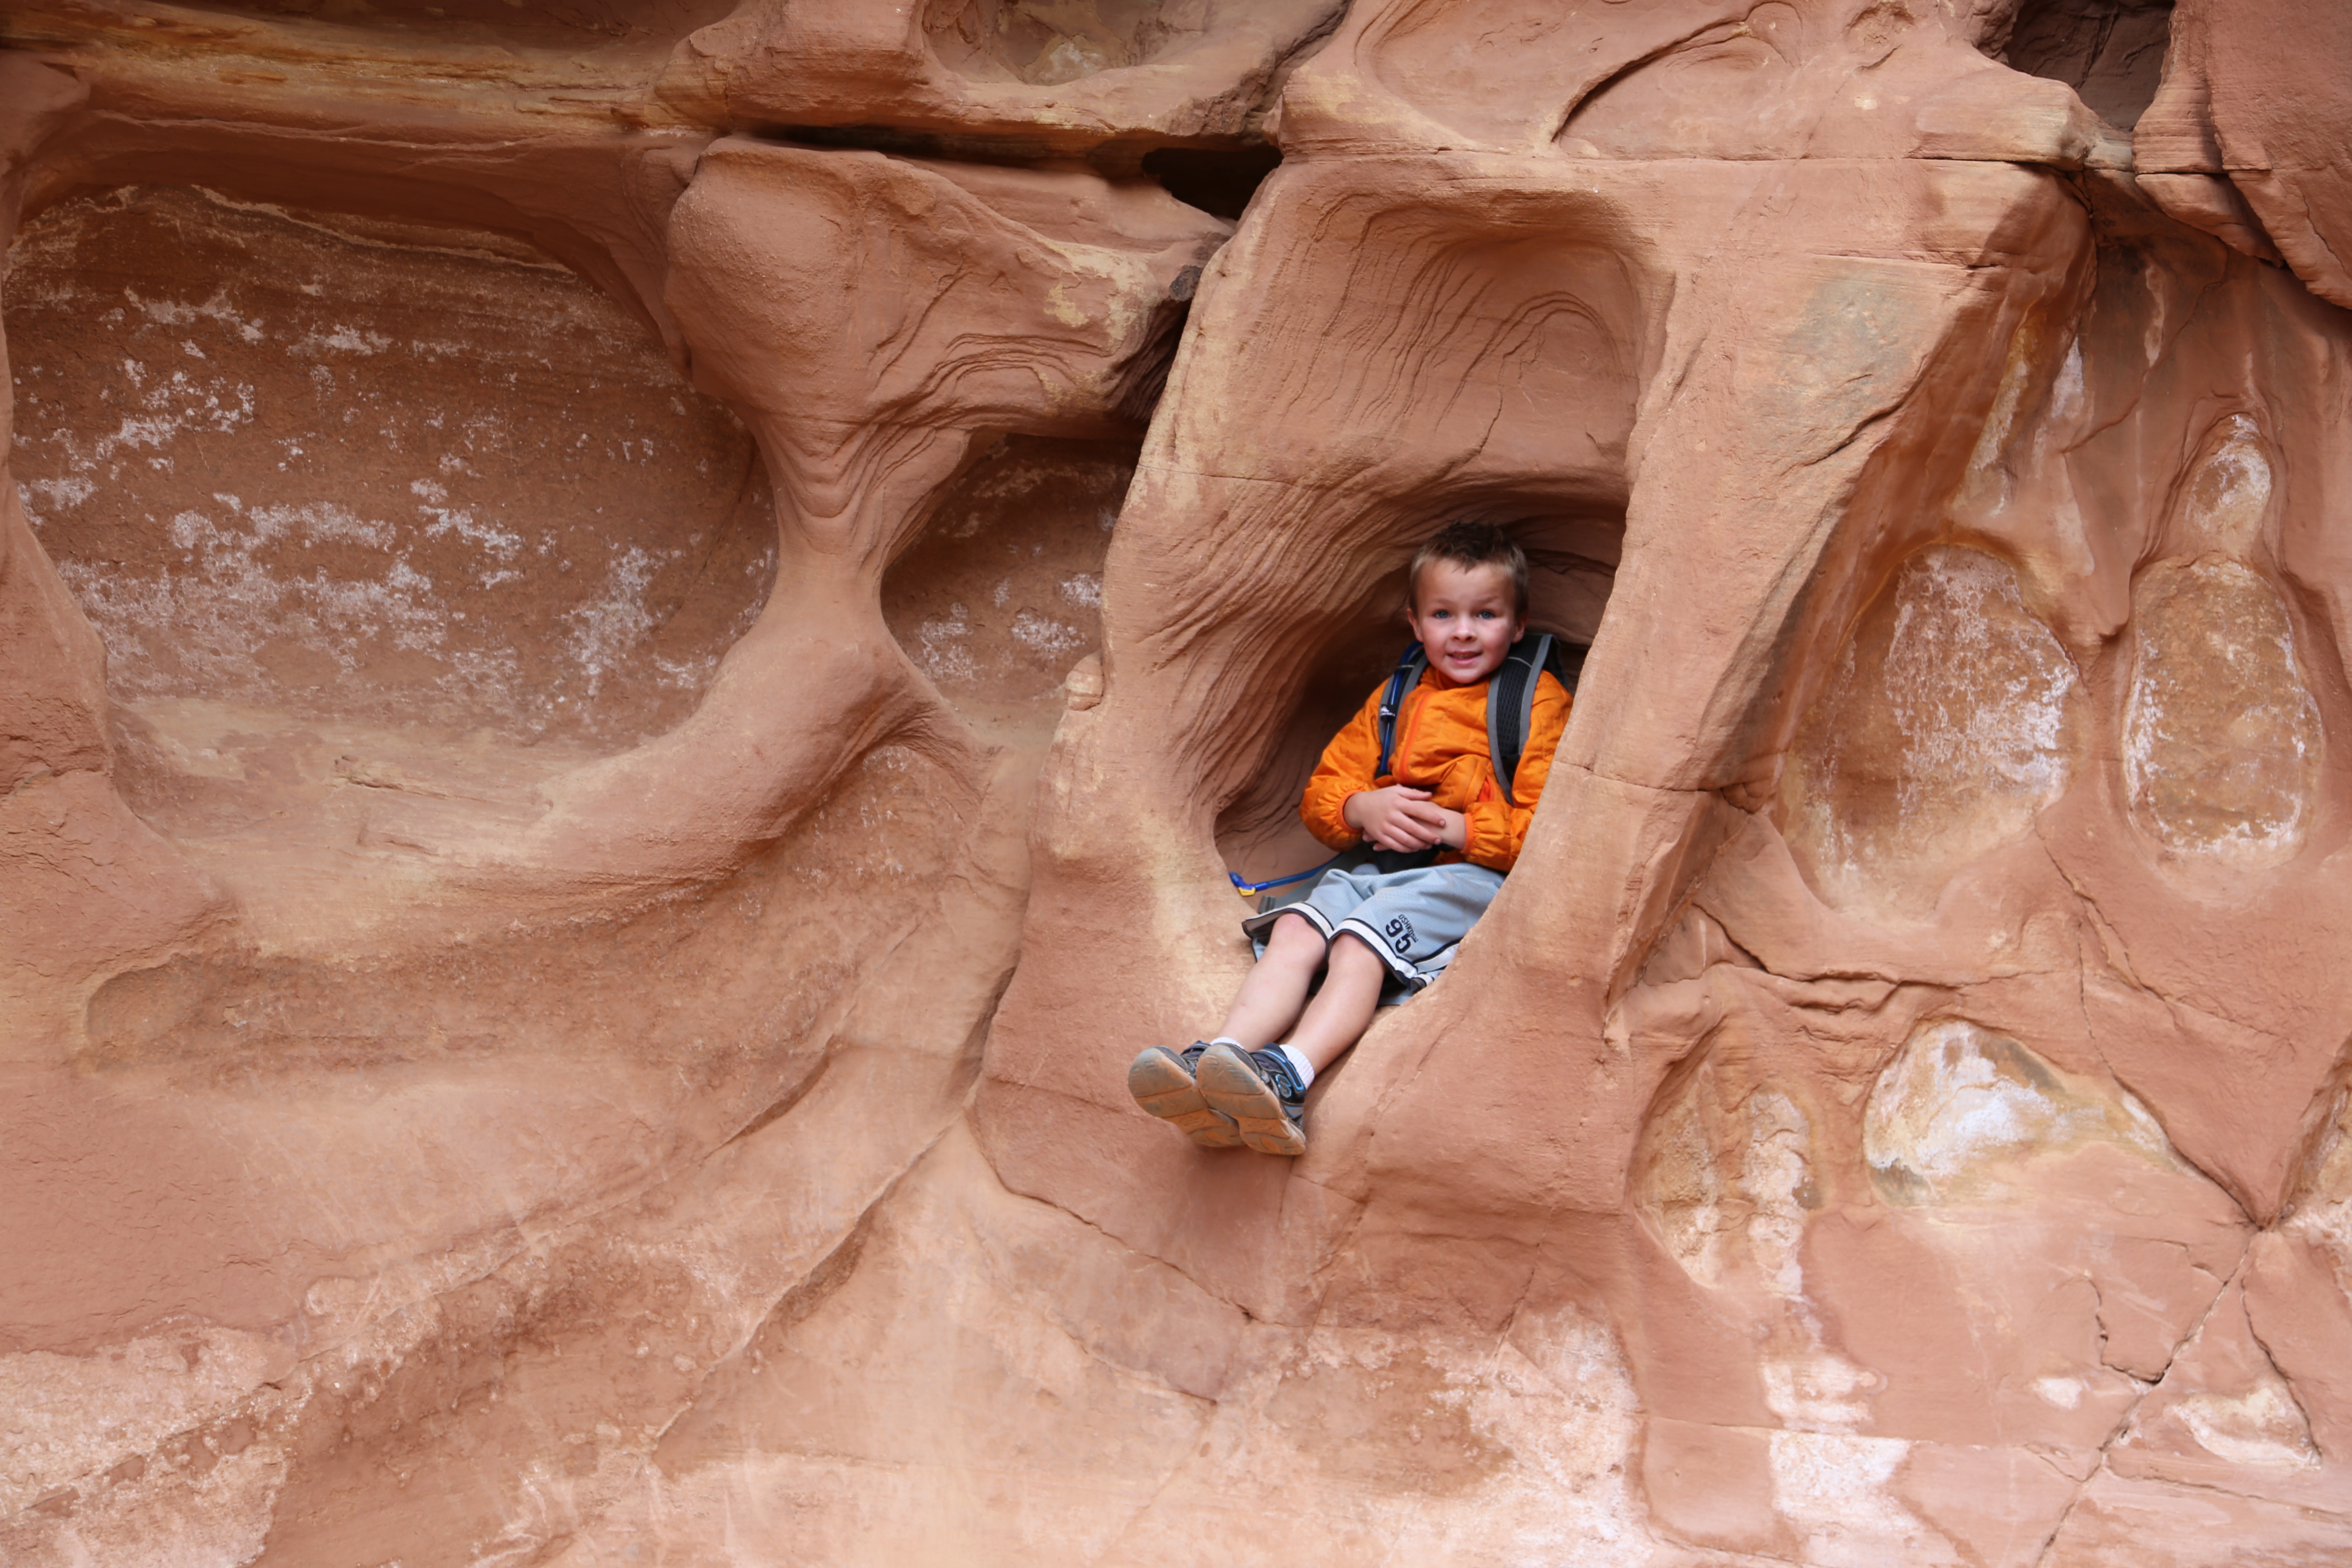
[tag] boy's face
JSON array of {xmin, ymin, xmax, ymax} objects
[{"xmin": 1406, "ymin": 560, "xmax": 1525, "ymax": 687}]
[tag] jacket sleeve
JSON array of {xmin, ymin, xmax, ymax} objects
[
  {"xmin": 1299, "ymin": 681, "xmax": 1390, "ymax": 850},
  {"xmin": 1460, "ymin": 672, "xmax": 1571, "ymax": 873}
]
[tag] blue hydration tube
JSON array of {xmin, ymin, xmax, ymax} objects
[{"xmin": 1228, "ymin": 858, "xmax": 1339, "ymax": 897}]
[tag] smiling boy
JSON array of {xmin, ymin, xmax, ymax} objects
[{"xmin": 1127, "ymin": 521, "xmax": 1572, "ymax": 1156}]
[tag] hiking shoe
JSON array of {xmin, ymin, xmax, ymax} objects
[
  {"xmin": 1128, "ymin": 1043, "xmax": 1242, "ymax": 1148},
  {"xmin": 1194, "ymin": 1042, "xmax": 1308, "ymax": 1158}
]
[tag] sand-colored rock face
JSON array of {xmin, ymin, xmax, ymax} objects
[
  {"xmin": 12, "ymin": 184, "xmax": 772, "ymax": 750},
  {"xmin": 6, "ymin": 0, "xmax": 2352, "ymax": 1564}
]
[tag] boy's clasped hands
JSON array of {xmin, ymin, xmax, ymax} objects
[{"xmin": 1341, "ymin": 784, "xmax": 1466, "ymax": 853}]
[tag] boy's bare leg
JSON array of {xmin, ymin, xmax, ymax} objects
[
  {"xmin": 1215, "ymin": 912, "xmax": 1327, "ymax": 1048},
  {"xmin": 1194, "ymin": 932, "xmax": 1385, "ymax": 1156},
  {"xmin": 1284, "ymin": 932, "xmax": 1389, "ymax": 1074}
]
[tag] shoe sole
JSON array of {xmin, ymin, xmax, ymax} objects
[
  {"xmin": 1127, "ymin": 1048, "xmax": 1242, "ymax": 1148},
  {"xmin": 1194, "ymin": 1044, "xmax": 1308, "ymax": 1158}
]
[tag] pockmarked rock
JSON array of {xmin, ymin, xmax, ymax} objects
[
  {"xmin": 2123, "ymin": 556, "xmax": 2321, "ymax": 866},
  {"xmin": 9, "ymin": 184, "xmax": 773, "ymax": 752},
  {"xmin": 1782, "ymin": 546, "xmax": 2079, "ymax": 920},
  {"xmin": 1863, "ymin": 1019, "xmax": 2180, "ymax": 1206}
]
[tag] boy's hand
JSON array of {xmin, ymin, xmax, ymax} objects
[{"xmin": 1344, "ymin": 786, "xmax": 1467, "ymax": 853}]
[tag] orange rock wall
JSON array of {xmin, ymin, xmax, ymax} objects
[{"xmin": 4, "ymin": 1, "xmax": 2352, "ymax": 1563}]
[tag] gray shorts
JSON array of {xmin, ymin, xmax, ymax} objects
[{"xmin": 1241, "ymin": 860, "xmax": 1506, "ymax": 999}]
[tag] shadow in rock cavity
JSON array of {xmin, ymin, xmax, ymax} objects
[
  {"xmin": 1213, "ymin": 510, "xmax": 1622, "ymax": 884},
  {"xmin": 4, "ymin": 184, "xmax": 775, "ymax": 842},
  {"xmin": 1136, "ymin": 194, "xmax": 1652, "ymax": 884},
  {"xmin": 1991, "ymin": 0, "xmax": 2174, "ymax": 130},
  {"xmin": 880, "ymin": 433, "xmax": 1133, "ymax": 748}
]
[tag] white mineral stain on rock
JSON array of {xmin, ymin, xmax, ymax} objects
[
  {"xmin": 1011, "ymin": 608, "xmax": 1085, "ymax": 657},
  {"xmin": 1635, "ymin": 1062, "xmax": 1898, "ymax": 1470},
  {"xmin": 2033, "ymin": 1374, "xmax": 2085, "ymax": 1409},
  {"xmin": 1864, "ymin": 1019, "xmax": 2179, "ymax": 1205},
  {"xmin": 124, "ymin": 284, "xmax": 266, "ymax": 343},
  {"xmin": 879, "ymin": 439, "xmax": 1121, "ymax": 729},
  {"xmin": 1761, "ymin": 1347, "xmax": 1883, "ymax": 1434},
  {"xmin": 9, "ymin": 1438, "xmax": 293, "ymax": 1568},
  {"xmin": 62, "ymin": 501, "xmax": 453, "ymax": 698},
  {"xmin": 1635, "ymin": 1075, "xmax": 1839, "ymax": 1326},
  {"xmin": 915, "ymin": 603, "xmax": 978, "ymax": 683},
  {"xmin": 419, "ymin": 505, "xmax": 524, "ymax": 562},
  {"xmin": 2123, "ymin": 555, "xmax": 2321, "ymax": 867},
  {"xmin": 1767, "ymin": 1430, "xmax": 1955, "ymax": 1568},
  {"xmin": 1232, "ymin": 1312, "xmax": 1652, "ymax": 1563},
  {"xmin": 19, "ymin": 474, "xmax": 95, "ymax": 516},
  {"xmin": 6, "ymin": 184, "xmax": 771, "ymax": 751},
  {"xmin": 0, "ymin": 1327, "xmax": 285, "ymax": 1514},
  {"xmin": 1695, "ymin": 1083, "xmax": 1956, "ymax": 1555},
  {"xmin": 1042, "ymin": 280, "xmax": 1089, "ymax": 327},
  {"xmin": 295, "ymin": 324, "xmax": 392, "ymax": 356},
  {"xmin": 2173, "ymin": 1376, "xmax": 2321, "ymax": 1470},
  {"xmin": 1784, "ymin": 546, "xmax": 2079, "ymax": 920},
  {"xmin": 2282, "ymin": 1078, "xmax": 2352, "ymax": 1310},
  {"xmin": 2048, "ymin": 336, "xmax": 2086, "ymax": 425},
  {"xmin": 2176, "ymin": 413, "xmax": 2273, "ymax": 557},
  {"xmin": 1741, "ymin": 1090, "xmax": 1816, "ymax": 1308},
  {"xmin": 1632, "ymin": 1068, "xmax": 1733, "ymax": 1289},
  {"xmin": 247, "ymin": 498, "xmax": 391, "ymax": 548}
]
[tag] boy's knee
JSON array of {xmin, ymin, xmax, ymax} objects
[
  {"xmin": 1329, "ymin": 930, "xmax": 1387, "ymax": 971},
  {"xmin": 1267, "ymin": 912, "xmax": 1327, "ymax": 953}
]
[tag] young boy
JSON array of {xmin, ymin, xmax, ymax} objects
[{"xmin": 1128, "ymin": 521, "xmax": 1572, "ymax": 1156}]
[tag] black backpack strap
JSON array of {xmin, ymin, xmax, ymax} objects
[
  {"xmin": 1373, "ymin": 643, "xmax": 1427, "ymax": 782},
  {"xmin": 1487, "ymin": 632, "xmax": 1562, "ymax": 808},
  {"xmin": 1486, "ymin": 634, "xmax": 1544, "ymax": 808}
]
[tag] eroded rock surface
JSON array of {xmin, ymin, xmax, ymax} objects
[
  {"xmin": 6, "ymin": 0, "xmax": 2352, "ymax": 1564},
  {"xmin": 2124, "ymin": 555, "xmax": 2322, "ymax": 865},
  {"xmin": 10, "ymin": 184, "xmax": 773, "ymax": 751},
  {"xmin": 1783, "ymin": 546, "xmax": 2082, "ymax": 920}
]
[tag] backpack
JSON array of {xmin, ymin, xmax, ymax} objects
[
  {"xmin": 1374, "ymin": 632, "xmax": 1580, "ymax": 807},
  {"xmin": 1225, "ymin": 632, "xmax": 1583, "ymax": 898}
]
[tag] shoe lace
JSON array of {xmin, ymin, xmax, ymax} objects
[{"xmin": 1248, "ymin": 1049, "xmax": 1305, "ymax": 1104}]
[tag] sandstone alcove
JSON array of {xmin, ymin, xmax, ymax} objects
[
  {"xmin": 879, "ymin": 434, "xmax": 1129, "ymax": 745},
  {"xmin": 1214, "ymin": 509, "xmax": 1619, "ymax": 885},
  {"xmin": 6, "ymin": 182, "xmax": 775, "ymax": 853},
  {"xmin": 1996, "ymin": 0, "xmax": 2174, "ymax": 129},
  {"xmin": 2123, "ymin": 554, "xmax": 2323, "ymax": 867},
  {"xmin": 1779, "ymin": 545, "xmax": 2084, "ymax": 922}
]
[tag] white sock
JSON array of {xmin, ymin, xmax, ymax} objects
[
  {"xmin": 1210, "ymin": 1036, "xmax": 1242, "ymax": 1050},
  {"xmin": 1273, "ymin": 1044, "xmax": 1315, "ymax": 1090}
]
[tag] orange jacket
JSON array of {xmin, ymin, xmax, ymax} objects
[{"xmin": 1300, "ymin": 667, "xmax": 1571, "ymax": 874}]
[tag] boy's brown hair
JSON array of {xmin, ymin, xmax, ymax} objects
[{"xmin": 1408, "ymin": 520, "xmax": 1529, "ymax": 617}]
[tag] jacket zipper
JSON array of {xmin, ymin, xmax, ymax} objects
[{"xmin": 1392, "ymin": 678, "xmax": 1424, "ymax": 786}]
